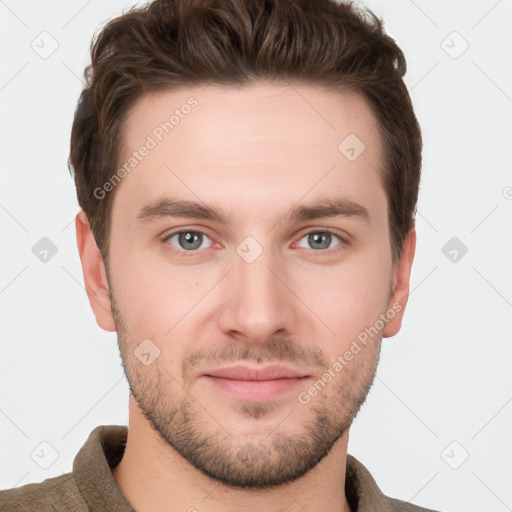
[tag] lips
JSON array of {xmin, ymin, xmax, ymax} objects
[
  {"xmin": 202, "ymin": 364, "xmax": 308, "ymax": 381},
  {"xmin": 201, "ymin": 364, "xmax": 311, "ymax": 402}
]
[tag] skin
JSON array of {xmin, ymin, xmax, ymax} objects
[{"xmin": 76, "ymin": 82, "xmax": 416, "ymax": 512}]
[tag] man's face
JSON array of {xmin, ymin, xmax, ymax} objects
[{"xmin": 99, "ymin": 83, "xmax": 409, "ymax": 488}]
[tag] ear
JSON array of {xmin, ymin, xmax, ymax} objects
[
  {"xmin": 383, "ymin": 229, "xmax": 416, "ymax": 338},
  {"xmin": 75, "ymin": 210, "xmax": 116, "ymax": 332}
]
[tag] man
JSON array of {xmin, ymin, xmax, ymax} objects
[{"xmin": 0, "ymin": 0, "xmax": 443, "ymax": 510}]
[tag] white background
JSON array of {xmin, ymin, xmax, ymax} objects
[{"xmin": 0, "ymin": 1, "xmax": 511, "ymax": 510}]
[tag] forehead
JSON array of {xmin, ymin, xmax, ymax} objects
[
  {"xmin": 122, "ymin": 82, "xmax": 380, "ymax": 157},
  {"xmin": 114, "ymin": 82, "xmax": 385, "ymax": 224}
]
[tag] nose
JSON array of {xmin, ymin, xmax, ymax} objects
[{"xmin": 216, "ymin": 241, "xmax": 298, "ymax": 346}]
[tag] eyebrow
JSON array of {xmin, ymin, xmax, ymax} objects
[{"xmin": 135, "ymin": 196, "xmax": 370, "ymax": 225}]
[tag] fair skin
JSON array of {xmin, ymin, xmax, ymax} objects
[{"xmin": 76, "ymin": 82, "xmax": 415, "ymax": 512}]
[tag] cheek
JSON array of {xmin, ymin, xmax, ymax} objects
[
  {"xmin": 113, "ymin": 254, "xmax": 217, "ymax": 339},
  {"xmin": 293, "ymin": 255, "xmax": 392, "ymax": 343},
  {"xmin": 108, "ymin": 249, "xmax": 170, "ymax": 336}
]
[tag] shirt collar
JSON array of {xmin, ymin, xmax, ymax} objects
[
  {"xmin": 73, "ymin": 424, "xmax": 393, "ymax": 512},
  {"xmin": 73, "ymin": 425, "xmax": 135, "ymax": 512}
]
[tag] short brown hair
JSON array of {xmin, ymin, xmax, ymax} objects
[{"xmin": 69, "ymin": 0, "xmax": 422, "ymax": 265}]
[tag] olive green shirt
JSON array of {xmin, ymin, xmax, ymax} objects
[{"xmin": 0, "ymin": 425, "xmax": 441, "ymax": 511}]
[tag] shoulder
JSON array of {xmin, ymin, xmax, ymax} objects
[
  {"xmin": 346, "ymin": 454, "xmax": 446, "ymax": 512},
  {"xmin": 384, "ymin": 496, "xmax": 444, "ymax": 511},
  {"xmin": 0, "ymin": 472, "xmax": 89, "ymax": 512}
]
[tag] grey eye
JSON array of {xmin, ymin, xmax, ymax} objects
[
  {"xmin": 297, "ymin": 231, "xmax": 341, "ymax": 251},
  {"xmin": 167, "ymin": 231, "xmax": 212, "ymax": 251}
]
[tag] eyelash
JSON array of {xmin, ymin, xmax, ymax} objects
[{"xmin": 162, "ymin": 228, "xmax": 348, "ymax": 256}]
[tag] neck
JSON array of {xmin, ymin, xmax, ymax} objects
[{"xmin": 112, "ymin": 396, "xmax": 352, "ymax": 512}]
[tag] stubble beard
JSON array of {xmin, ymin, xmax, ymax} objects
[{"xmin": 110, "ymin": 291, "xmax": 381, "ymax": 489}]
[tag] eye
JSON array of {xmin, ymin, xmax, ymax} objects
[
  {"xmin": 296, "ymin": 230, "xmax": 344, "ymax": 251},
  {"xmin": 165, "ymin": 230, "xmax": 213, "ymax": 252}
]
